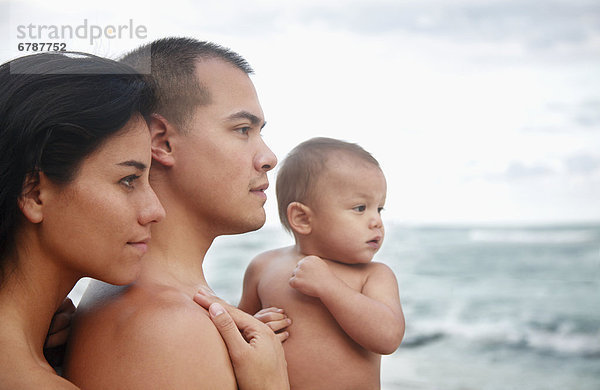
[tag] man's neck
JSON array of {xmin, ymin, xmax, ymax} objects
[{"xmin": 136, "ymin": 196, "xmax": 216, "ymax": 297}]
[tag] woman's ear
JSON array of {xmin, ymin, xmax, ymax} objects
[
  {"xmin": 18, "ymin": 172, "xmax": 44, "ymax": 223},
  {"xmin": 148, "ymin": 113, "xmax": 175, "ymax": 167},
  {"xmin": 287, "ymin": 202, "xmax": 313, "ymax": 235}
]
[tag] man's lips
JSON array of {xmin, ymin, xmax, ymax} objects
[{"xmin": 250, "ymin": 181, "xmax": 269, "ymax": 199}]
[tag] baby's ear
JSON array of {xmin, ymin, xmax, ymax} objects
[
  {"xmin": 148, "ymin": 113, "xmax": 175, "ymax": 167},
  {"xmin": 287, "ymin": 202, "xmax": 312, "ymax": 235},
  {"xmin": 18, "ymin": 172, "xmax": 45, "ymax": 223}
]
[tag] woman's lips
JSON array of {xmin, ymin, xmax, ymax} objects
[{"xmin": 127, "ymin": 240, "xmax": 149, "ymax": 254}]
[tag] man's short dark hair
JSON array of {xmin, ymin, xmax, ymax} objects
[{"xmin": 120, "ymin": 37, "xmax": 253, "ymax": 131}]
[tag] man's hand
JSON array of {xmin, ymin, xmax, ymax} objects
[
  {"xmin": 194, "ymin": 291, "xmax": 290, "ymax": 390},
  {"xmin": 289, "ymin": 255, "xmax": 336, "ymax": 298},
  {"xmin": 254, "ymin": 307, "xmax": 291, "ymax": 334}
]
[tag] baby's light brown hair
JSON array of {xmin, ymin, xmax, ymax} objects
[{"xmin": 276, "ymin": 137, "xmax": 381, "ymax": 233}]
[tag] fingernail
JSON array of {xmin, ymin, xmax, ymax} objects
[
  {"xmin": 209, "ymin": 302, "xmax": 225, "ymax": 317},
  {"xmin": 198, "ymin": 286, "xmax": 215, "ymax": 295}
]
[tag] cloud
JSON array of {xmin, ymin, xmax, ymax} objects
[
  {"xmin": 296, "ymin": 0, "xmax": 600, "ymax": 52},
  {"xmin": 573, "ymin": 99, "xmax": 600, "ymax": 128},
  {"xmin": 522, "ymin": 99, "xmax": 600, "ymax": 133},
  {"xmin": 503, "ymin": 161, "xmax": 555, "ymax": 180},
  {"xmin": 565, "ymin": 153, "xmax": 600, "ymax": 175}
]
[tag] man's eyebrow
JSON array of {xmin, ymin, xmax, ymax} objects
[
  {"xmin": 226, "ymin": 111, "xmax": 266, "ymax": 129},
  {"xmin": 117, "ymin": 160, "xmax": 147, "ymax": 170}
]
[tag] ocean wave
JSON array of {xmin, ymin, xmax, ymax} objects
[
  {"xmin": 405, "ymin": 319, "xmax": 600, "ymax": 358},
  {"xmin": 468, "ymin": 228, "xmax": 599, "ymax": 244}
]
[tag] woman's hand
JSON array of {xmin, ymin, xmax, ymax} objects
[
  {"xmin": 194, "ymin": 291, "xmax": 290, "ymax": 390},
  {"xmin": 44, "ymin": 297, "xmax": 76, "ymax": 372},
  {"xmin": 45, "ymin": 297, "xmax": 76, "ymax": 349}
]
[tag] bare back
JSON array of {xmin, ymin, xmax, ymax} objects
[
  {"xmin": 240, "ymin": 247, "xmax": 382, "ymax": 390},
  {"xmin": 64, "ymin": 280, "xmax": 237, "ymax": 389}
]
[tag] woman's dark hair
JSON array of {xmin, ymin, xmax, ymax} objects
[{"xmin": 0, "ymin": 52, "xmax": 154, "ymax": 278}]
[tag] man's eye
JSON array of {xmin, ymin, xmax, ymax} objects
[
  {"xmin": 235, "ymin": 127, "xmax": 251, "ymax": 135},
  {"xmin": 120, "ymin": 174, "xmax": 140, "ymax": 189},
  {"xmin": 353, "ymin": 205, "xmax": 366, "ymax": 212}
]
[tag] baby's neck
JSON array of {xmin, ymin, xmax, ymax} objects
[{"xmin": 294, "ymin": 242, "xmax": 344, "ymax": 264}]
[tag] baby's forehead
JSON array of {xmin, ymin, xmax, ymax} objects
[
  {"xmin": 310, "ymin": 153, "xmax": 385, "ymax": 197},
  {"xmin": 321, "ymin": 151, "xmax": 383, "ymax": 176}
]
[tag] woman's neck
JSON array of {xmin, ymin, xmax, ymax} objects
[{"xmin": 0, "ymin": 243, "xmax": 78, "ymax": 366}]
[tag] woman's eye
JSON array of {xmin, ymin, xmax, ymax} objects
[
  {"xmin": 120, "ymin": 174, "xmax": 140, "ymax": 189},
  {"xmin": 353, "ymin": 205, "xmax": 366, "ymax": 212}
]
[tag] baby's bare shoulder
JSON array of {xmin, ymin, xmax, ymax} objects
[
  {"xmin": 359, "ymin": 261, "xmax": 398, "ymax": 286},
  {"xmin": 248, "ymin": 245, "xmax": 297, "ymax": 271}
]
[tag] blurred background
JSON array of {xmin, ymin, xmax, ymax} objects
[{"xmin": 3, "ymin": 0, "xmax": 599, "ymax": 388}]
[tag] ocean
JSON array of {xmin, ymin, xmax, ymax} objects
[{"xmin": 71, "ymin": 223, "xmax": 600, "ymax": 389}]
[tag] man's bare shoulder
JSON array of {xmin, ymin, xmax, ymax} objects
[
  {"xmin": 66, "ymin": 281, "xmax": 237, "ymax": 389},
  {"xmin": 73, "ymin": 279, "xmax": 222, "ymax": 349}
]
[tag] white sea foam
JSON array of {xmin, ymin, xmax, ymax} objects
[
  {"xmin": 468, "ymin": 228, "xmax": 598, "ymax": 244},
  {"xmin": 407, "ymin": 317, "xmax": 600, "ymax": 358}
]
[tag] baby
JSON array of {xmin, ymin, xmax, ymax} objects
[{"xmin": 239, "ymin": 137, "xmax": 405, "ymax": 390}]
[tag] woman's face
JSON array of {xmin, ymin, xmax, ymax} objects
[{"xmin": 39, "ymin": 116, "xmax": 165, "ymax": 285}]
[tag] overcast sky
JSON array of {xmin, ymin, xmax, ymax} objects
[{"xmin": 2, "ymin": 0, "xmax": 599, "ymax": 225}]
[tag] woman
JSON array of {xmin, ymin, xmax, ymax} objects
[{"xmin": 0, "ymin": 52, "xmax": 165, "ymax": 389}]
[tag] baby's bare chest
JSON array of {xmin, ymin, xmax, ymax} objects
[{"xmin": 258, "ymin": 259, "xmax": 366, "ymax": 302}]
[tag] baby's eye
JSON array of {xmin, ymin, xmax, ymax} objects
[
  {"xmin": 378, "ymin": 207, "xmax": 385, "ymax": 214},
  {"xmin": 120, "ymin": 174, "xmax": 140, "ymax": 190},
  {"xmin": 353, "ymin": 205, "xmax": 366, "ymax": 212}
]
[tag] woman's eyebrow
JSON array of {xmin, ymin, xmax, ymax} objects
[{"xmin": 117, "ymin": 160, "xmax": 147, "ymax": 170}]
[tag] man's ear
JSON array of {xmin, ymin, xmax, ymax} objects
[
  {"xmin": 18, "ymin": 172, "xmax": 44, "ymax": 224},
  {"xmin": 287, "ymin": 202, "xmax": 313, "ymax": 235},
  {"xmin": 148, "ymin": 113, "xmax": 175, "ymax": 167}
]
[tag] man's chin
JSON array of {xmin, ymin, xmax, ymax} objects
[{"xmin": 222, "ymin": 213, "xmax": 266, "ymax": 236}]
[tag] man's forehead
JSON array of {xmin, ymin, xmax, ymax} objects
[{"xmin": 196, "ymin": 59, "xmax": 263, "ymax": 114}]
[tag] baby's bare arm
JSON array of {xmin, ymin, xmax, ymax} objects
[
  {"xmin": 290, "ymin": 256, "xmax": 404, "ymax": 354},
  {"xmin": 238, "ymin": 254, "xmax": 268, "ymax": 315},
  {"xmin": 238, "ymin": 251, "xmax": 291, "ymax": 333}
]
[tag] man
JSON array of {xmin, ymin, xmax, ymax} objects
[{"xmin": 64, "ymin": 38, "xmax": 289, "ymax": 389}]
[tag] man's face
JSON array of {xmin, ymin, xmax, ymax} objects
[{"xmin": 171, "ymin": 59, "xmax": 277, "ymax": 236}]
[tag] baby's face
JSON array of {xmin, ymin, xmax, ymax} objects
[{"xmin": 307, "ymin": 156, "xmax": 386, "ymax": 264}]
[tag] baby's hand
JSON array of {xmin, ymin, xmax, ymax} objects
[
  {"xmin": 254, "ymin": 307, "xmax": 292, "ymax": 335},
  {"xmin": 289, "ymin": 255, "xmax": 334, "ymax": 298}
]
